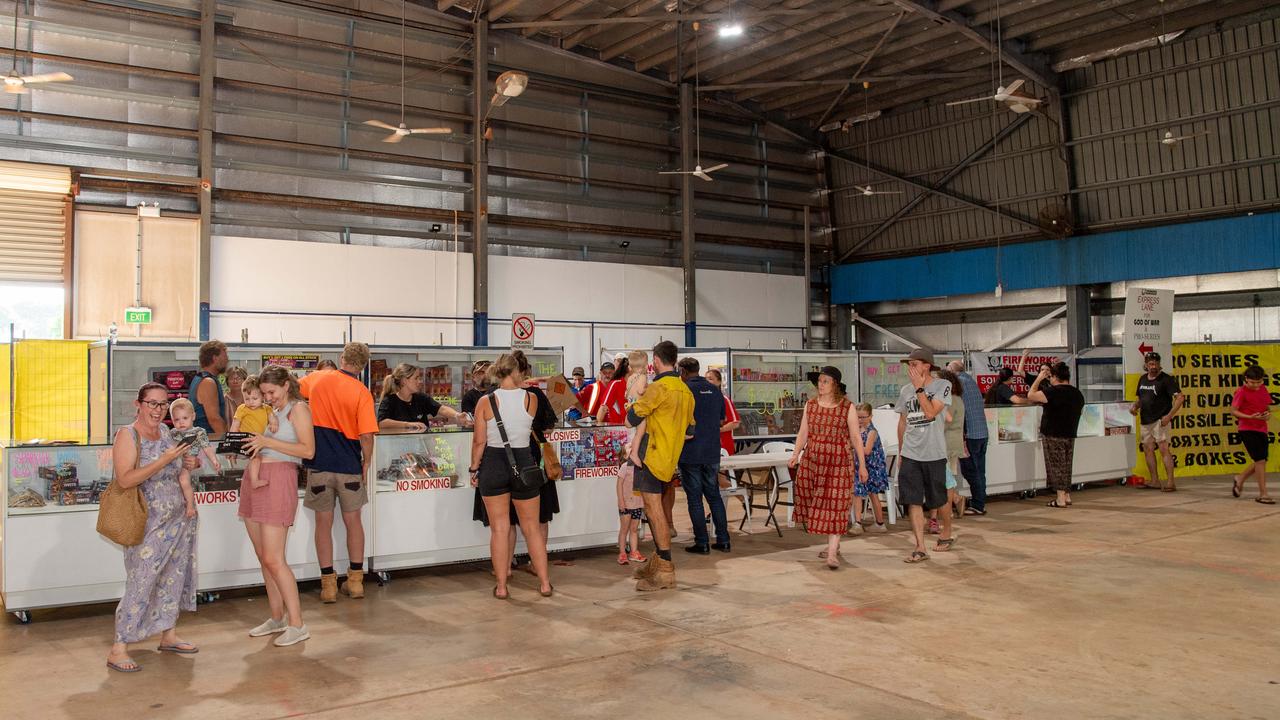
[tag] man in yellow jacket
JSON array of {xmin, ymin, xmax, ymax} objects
[{"xmin": 627, "ymin": 340, "xmax": 695, "ymax": 592}]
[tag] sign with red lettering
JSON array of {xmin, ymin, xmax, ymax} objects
[
  {"xmin": 573, "ymin": 465, "xmax": 620, "ymax": 480},
  {"xmin": 1124, "ymin": 288, "xmax": 1174, "ymax": 374},
  {"xmin": 195, "ymin": 490, "xmax": 239, "ymax": 505},
  {"xmin": 544, "ymin": 428, "xmax": 581, "ymax": 443},
  {"xmin": 395, "ymin": 477, "xmax": 456, "ymax": 492}
]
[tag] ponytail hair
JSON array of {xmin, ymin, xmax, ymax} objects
[
  {"xmin": 381, "ymin": 363, "xmax": 420, "ymax": 400},
  {"xmin": 258, "ymin": 364, "xmax": 303, "ymax": 401}
]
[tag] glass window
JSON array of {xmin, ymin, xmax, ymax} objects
[{"xmin": 0, "ymin": 283, "xmax": 64, "ymax": 341}]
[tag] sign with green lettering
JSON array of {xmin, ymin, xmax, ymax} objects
[{"xmin": 124, "ymin": 306, "xmax": 153, "ymax": 324}]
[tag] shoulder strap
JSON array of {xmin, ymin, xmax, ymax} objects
[
  {"xmin": 129, "ymin": 425, "xmax": 141, "ymax": 469},
  {"xmin": 487, "ymin": 391, "xmax": 523, "ymax": 478}
]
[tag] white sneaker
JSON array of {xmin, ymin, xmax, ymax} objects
[
  {"xmin": 273, "ymin": 625, "xmax": 310, "ymax": 647},
  {"xmin": 870, "ymin": 522, "xmax": 888, "ymax": 533},
  {"xmin": 848, "ymin": 523, "xmax": 865, "ymax": 536},
  {"xmin": 249, "ymin": 617, "xmax": 287, "ymax": 637}
]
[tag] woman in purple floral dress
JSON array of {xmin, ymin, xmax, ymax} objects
[{"xmin": 106, "ymin": 382, "xmax": 201, "ymax": 673}]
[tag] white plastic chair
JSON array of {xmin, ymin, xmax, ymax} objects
[
  {"xmin": 761, "ymin": 441, "xmax": 796, "ymax": 528},
  {"xmin": 717, "ymin": 448, "xmax": 752, "ymax": 530}
]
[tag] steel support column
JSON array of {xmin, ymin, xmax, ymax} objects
[
  {"xmin": 680, "ymin": 81, "xmax": 696, "ymax": 347},
  {"xmin": 472, "ymin": 19, "xmax": 489, "ymax": 346},
  {"xmin": 1066, "ymin": 285, "xmax": 1092, "ymax": 353},
  {"xmin": 198, "ymin": 0, "xmax": 214, "ymax": 340}
]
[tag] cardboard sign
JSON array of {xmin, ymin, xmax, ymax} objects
[{"xmin": 543, "ymin": 374, "xmax": 584, "ymax": 416}]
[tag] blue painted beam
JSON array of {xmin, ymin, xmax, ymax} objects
[{"xmin": 833, "ymin": 213, "xmax": 1280, "ymax": 305}]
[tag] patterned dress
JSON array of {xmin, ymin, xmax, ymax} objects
[
  {"xmin": 114, "ymin": 425, "xmax": 199, "ymax": 643},
  {"xmin": 794, "ymin": 398, "xmax": 856, "ymax": 535},
  {"xmin": 854, "ymin": 424, "xmax": 889, "ymax": 496}
]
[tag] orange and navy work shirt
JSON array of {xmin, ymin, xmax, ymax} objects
[
  {"xmin": 307, "ymin": 369, "xmax": 379, "ymax": 474},
  {"xmin": 298, "ymin": 368, "xmax": 335, "ymax": 400}
]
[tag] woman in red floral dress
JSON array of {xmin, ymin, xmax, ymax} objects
[{"xmin": 789, "ymin": 366, "xmax": 868, "ymax": 570}]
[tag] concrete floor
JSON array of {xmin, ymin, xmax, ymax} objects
[{"xmin": 3, "ymin": 475, "xmax": 1278, "ymax": 720}]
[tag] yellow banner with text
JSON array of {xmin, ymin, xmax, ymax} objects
[{"xmin": 1126, "ymin": 344, "xmax": 1279, "ymax": 478}]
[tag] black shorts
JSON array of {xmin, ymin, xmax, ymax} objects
[
  {"xmin": 477, "ymin": 446, "xmax": 542, "ymax": 501},
  {"xmin": 1240, "ymin": 430, "xmax": 1269, "ymax": 462},
  {"xmin": 633, "ymin": 463, "xmax": 667, "ymax": 495},
  {"xmin": 898, "ymin": 457, "xmax": 948, "ymax": 510}
]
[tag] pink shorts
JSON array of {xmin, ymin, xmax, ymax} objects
[{"xmin": 239, "ymin": 461, "xmax": 300, "ymax": 527}]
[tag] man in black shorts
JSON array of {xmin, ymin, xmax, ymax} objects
[{"xmin": 896, "ymin": 348, "xmax": 954, "ymax": 563}]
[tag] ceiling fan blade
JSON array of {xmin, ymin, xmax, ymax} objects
[
  {"xmin": 876, "ymin": 191, "xmax": 904, "ymax": 195},
  {"xmin": 702, "ymin": 163, "xmax": 728, "ymax": 173},
  {"xmin": 409, "ymin": 128, "xmax": 452, "ymax": 135},
  {"xmin": 695, "ymin": 171, "xmax": 713, "ymax": 181},
  {"xmin": 946, "ymin": 96, "xmax": 995, "ymax": 106},
  {"xmin": 1008, "ymin": 103, "xmax": 1033, "ymax": 114},
  {"xmin": 363, "ymin": 119, "xmax": 398, "ymax": 131},
  {"xmin": 19, "ymin": 72, "xmax": 72, "ymax": 84},
  {"xmin": 1004, "ymin": 79, "xmax": 1025, "ymax": 94},
  {"xmin": 382, "ymin": 132, "xmax": 405, "ymax": 143},
  {"xmin": 658, "ymin": 170, "xmax": 687, "ymax": 175}
]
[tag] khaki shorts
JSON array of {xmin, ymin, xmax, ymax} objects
[
  {"xmin": 303, "ymin": 470, "xmax": 367, "ymax": 513},
  {"xmin": 1140, "ymin": 421, "xmax": 1170, "ymax": 446}
]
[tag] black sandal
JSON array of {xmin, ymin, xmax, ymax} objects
[
  {"xmin": 934, "ymin": 538, "xmax": 955, "ymax": 552},
  {"xmin": 1046, "ymin": 500, "xmax": 1068, "ymax": 508},
  {"xmin": 1232, "ymin": 478, "xmax": 1243, "ymax": 498},
  {"xmin": 1257, "ymin": 497, "xmax": 1276, "ymax": 505},
  {"xmin": 904, "ymin": 551, "xmax": 929, "ymax": 564}
]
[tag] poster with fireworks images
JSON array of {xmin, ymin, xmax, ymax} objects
[{"xmin": 557, "ymin": 428, "xmax": 630, "ymax": 480}]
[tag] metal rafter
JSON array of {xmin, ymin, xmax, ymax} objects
[
  {"xmin": 824, "ymin": 146, "xmax": 1043, "ymax": 239},
  {"xmin": 598, "ymin": 0, "xmax": 733, "ymax": 62},
  {"xmin": 835, "ymin": 113, "xmax": 1035, "ymax": 262},
  {"xmin": 562, "ymin": 0, "xmax": 667, "ymax": 51},
  {"xmin": 487, "ymin": 0, "xmax": 524, "ymax": 21},
  {"xmin": 519, "ymin": 0, "xmax": 595, "ymax": 37},
  {"xmin": 709, "ymin": 13, "xmax": 906, "ymax": 85},
  {"xmin": 634, "ymin": 0, "xmax": 820, "ymax": 73},
  {"xmin": 682, "ymin": 5, "xmax": 878, "ymax": 80},
  {"xmin": 886, "ymin": 0, "xmax": 1056, "ymax": 88},
  {"xmin": 494, "ymin": 5, "xmax": 838, "ymax": 30},
  {"xmin": 697, "ymin": 73, "xmax": 987, "ymax": 91},
  {"xmin": 815, "ymin": 11, "xmax": 904, "ymax": 127}
]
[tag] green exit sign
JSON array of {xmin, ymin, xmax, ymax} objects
[{"xmin": 125, "ymin": 306, "xmax": 153, "ymax": 324}]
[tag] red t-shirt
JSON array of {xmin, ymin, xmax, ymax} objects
[
  {"xmin": 720, "ymin": 396, "xmax": 740, "ymax": 455},
  {"xmin": 1232, "ymin": 385, "xmax": 1272, "ymax": 433},
  {"xmin": 599, "ymin": 378, "xmax": 628, "ymax": 424}
]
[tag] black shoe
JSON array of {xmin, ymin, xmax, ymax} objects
[
  {"xmin": 685, "ymin": 544, "xmax": 710, "ymax": 555},
  {"xmin": 710, "ymin": 542, "xmax": 731, "ymax": 553}
]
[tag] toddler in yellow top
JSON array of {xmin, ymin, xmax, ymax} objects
[{"xmin": 230, "ymin": 376, "xmax": 278, "ymax": 488}]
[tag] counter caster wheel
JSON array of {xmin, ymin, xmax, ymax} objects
[
  {"xmin": 13, "ymin": 611, "xmax": 31, "ymax": 624},
  {"xmin": 374, "ymin": 571, "xmax": 391, "ymax": 586},
  {"xmin": 196, "ymin": 592, "xmax": 219, "ymax": 605}
]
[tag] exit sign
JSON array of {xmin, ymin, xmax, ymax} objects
[{"xmin": 125, "ymin": 306, "xmax": 153, "ymax": 324}]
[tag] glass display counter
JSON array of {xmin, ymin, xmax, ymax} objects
[
  {"xmin": 1, "ymin": 439, "xmax": 359, "ymax": 617},
  {"xmin": 368, "ymin": 424, "xmax": 625, "ymax": 572},
  {"xmin": 976, "ymin": 402, "xmax": 1136, "ymax": 498}
]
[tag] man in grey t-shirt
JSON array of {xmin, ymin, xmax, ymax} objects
[{"xmin": 896, "ymin": 348, "xmax": 954, "ymax": 563}]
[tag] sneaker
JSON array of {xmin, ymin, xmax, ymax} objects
[
  {"xmin": 249, "ymin": 617, "xmax": 287, "ymax": 637},
  {"xmin": 869, "ymin": 522, "xmax": 888, "ymax": 533},
  {"xmin": 848, "ymin": 523, "xmax": 864, "ymax": 536},
  {"xmin": 273, "ymin": 624, "xmax": 310, "ymax": 647},
  {"xmin": 928, "ymin": 518, "xmax": 940, "ymax": 535}
]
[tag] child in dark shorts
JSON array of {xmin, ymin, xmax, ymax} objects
[{"xmin": 1230, "ymin": 365, "xmax": 1273, "ymax": 504}]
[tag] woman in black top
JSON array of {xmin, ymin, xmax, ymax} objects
[
  {"xmin": 984, "ymin": 367, "xmax": 1028, "ymax": 407},
  {"xmin": 1028, "ymin": 362, "xmax": 1086, "ymax": 508},
  {"xmin": 377, "ymin": 363, "xmax": 471, "ymax": 431}
]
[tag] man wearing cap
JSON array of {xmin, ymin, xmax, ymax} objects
[
  {"xmin": 1129, "ymin": 352, "xmax": 1184, "ymax": 491},
  {"xmin": 566, "ymin": 367, "xmax": 588, "ymax": 421},
  {"xmin": 897, "ymin": 348, "xmax": 955, "ymax": 563},
  {"xmin": 579, "ymin": 362, "xmax": 614, "ymax": 420}
]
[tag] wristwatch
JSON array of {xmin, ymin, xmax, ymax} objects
[{"xmin": 915, "ymin": 387, "xmax": 926, "ymax": 394}]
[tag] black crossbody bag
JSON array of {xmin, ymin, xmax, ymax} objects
[{"xmin": 488, "ymin": 390, "xmax": 546, "ymax": 494}]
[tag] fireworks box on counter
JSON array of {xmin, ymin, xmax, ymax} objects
[{"xmin": 40, "ymin": 463, "xmax": 79, "ymax": 500}]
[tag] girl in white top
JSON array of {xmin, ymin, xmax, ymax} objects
[{"xmin": 469, "ymin": 351, "xmax": 553, "ymax": 600}]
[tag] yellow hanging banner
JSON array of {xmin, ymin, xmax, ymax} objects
[{"xmin": 1126, "ymin": 343, "xmax": 1280, "ymax": 478}]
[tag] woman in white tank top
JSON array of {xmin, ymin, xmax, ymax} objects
[{"xmin": 469, "ymin": 351, "xmax": 553, "ymax": 600}]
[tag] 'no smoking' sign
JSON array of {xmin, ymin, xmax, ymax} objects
[{"xmin": 511, "ymin": 313, "xmax": 535, "ymax": 350}]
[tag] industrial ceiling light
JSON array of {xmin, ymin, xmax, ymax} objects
[
  {"xmin": 718, "ymin": 24, "xmax": 743, "ymax": 38},
  {"xmin": 490, "ymin": 70, "xmax": 529, "ymax": 108}
]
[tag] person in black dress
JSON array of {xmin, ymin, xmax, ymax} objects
[{"xmin": 377, "ymin": 364, "xmax": 471, "ymax": 431}]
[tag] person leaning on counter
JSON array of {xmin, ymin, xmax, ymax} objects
[{"xmin": 376, "ymin": 363, "xmax": 472, "ymax": 431}]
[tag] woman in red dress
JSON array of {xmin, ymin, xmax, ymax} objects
[{"xmin": 789, "ymin": 366, "xmax": 867, "ymax": 570}]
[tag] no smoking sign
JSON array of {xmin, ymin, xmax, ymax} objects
[{"xmin": 511, "ymin": 313, "xmax": 535, "ymax": 350}]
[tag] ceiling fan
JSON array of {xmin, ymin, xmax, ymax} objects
[
  {"xmin": 362, "ymin": 0, "xmax": 450, "ymax": 143},
  {"xmin": 1125, "ymin": 129, "xmax": 1211, "ymax": 147},
  {"xmin": 845, "ymin": 184, "xmax": 902, "ymax": 197},
  {"xmin": 5, "ymin": 1, "xmax": 71, "ymax": 94},
  {"xmin": 946, "ymin": 79, "xmax": 1042, "ymax": 114},
  {"xmin": 659, "ymin": 20, "xmax": 728, "ymax": 182}
]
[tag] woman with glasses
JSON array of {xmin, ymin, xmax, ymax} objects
[{"xmin": 106, "ymin": 383, "xmax": 202, "ymax": 673}]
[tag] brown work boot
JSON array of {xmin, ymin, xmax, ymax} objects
[
  {"xmin": 341, "ymin": 569, "xmax": 365, "ymax": 599},
  {"xmin": 635, "ymin": 557, "xmax": 675, "ymax": 592},
  {"xmin": 631, "ymin": 554, "xmax": 658, "ymax": 580},
  {"xmin": 319, "ymin": 573, "xmax": 338, "ymax": 603}
]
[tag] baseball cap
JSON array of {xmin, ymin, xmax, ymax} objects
[
  {"xmin": 903, "ymin": 348, "xmax": 936, "ymax": 366},
  {"xmin": 1144, "ymin": 351, "xmax": 1161, "ymax": 362},
  {"xmin": 571, "ymin": 366, "xmax": 585, "ymax": 377}
]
